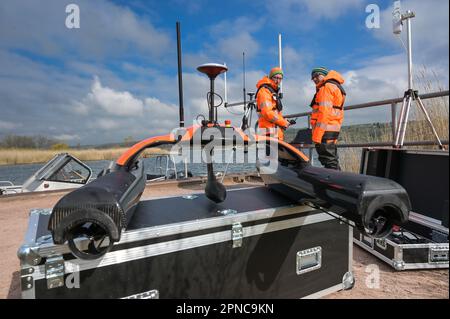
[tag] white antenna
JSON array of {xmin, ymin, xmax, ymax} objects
[
  {"xmin": 223, "ymin": 62, "xmax": 227, "ymax": 104},
  {"xmin": 392, "ymin": 1, "xmax": 403, "ymax": 34},
  {"xmin": 278, "ymin": 33, "xmax": 283, "ymax": 93},
  {"xmin": 392, "ymin": 1, "xmax": 415, "ymax": 90}
]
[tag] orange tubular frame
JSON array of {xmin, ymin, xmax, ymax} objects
[
  {"xmin": 116, "ymin": 134, "xmax": 177, "ymax": 167},
  {"xmin": 254, "ymin": 135, "xmax": 310, "ymax": 162},
  {"xmin": 115, "ymin": 125, "xmax": 309, "ymax": 168}
]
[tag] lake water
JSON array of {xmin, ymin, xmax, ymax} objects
[
  {"xmin": 0, "ymin": 147, "xmax": 354, "ymax": 187},
  {"xmin": 0, "ymin": 153, "xmax": 258, "ymax": 186}
]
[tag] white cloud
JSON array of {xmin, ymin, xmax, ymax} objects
[
  {"xmin": 0, "ymin": 120, "xmax": 21, "ymax": 130},
  {"xmin": 0, "ymin": 46, "xmax": 183, "ymax": 144},
  {"xmin": 347, "ymin": 54, "xmax": 409, "ymax": 93},
  {"xmin": 187, "ymin": 16, "xmax": 265, "ymax": 69},
  {"xmin": 209, "ymin": 17, "xmax": 265, "ymax": 37},
  {"xmin": 266, "ymin": 0, "xmax": 365, "ymax": 29},
  {"xmin": 0, "ymin": 0, "xmax": 171, "ymax": 61},
  {"xmin": 372, "ymin": 0, "xmax": 449, "ymax": 80},
  {"xmin": 80, "ymin": 77, "xmax": 145, "ymax": 116},
  {"xmin": 298, "ymin": 0, "xmax": 364, "ymax": 19},
  {"xmin": 67, "ymin": 76, "xmax": 181, "ymax": 137},
  {"xmin": 72, "ymin": 101, "xmax": 90, "ymax": 116},
  {"xmin": 143, "ymin": 97, "xmax": 179, "ymax": 130},
  {"xmin": 172, "ymin": 0, "xmax": 206, "ymax": 14},
  {"xmin": 53, "ymin": 134, "xmax": 81, "ymax": 141},
  {"xmin": 1, "ymin": 1, "xmax": 446, "ymax": 145},
  {"xmin": 121, "ymin": 63, "xmax": 159, "ymax": 78},
  {"xmin": 183, "ymin": 52, "xmax": 213, "ymax": 69},
  {"xmin": 215, "ymin": 33, "xmax": 260, "ymax": 63},
  {"xmin": 178, "ymin": 73, "xmax": 213, "ymax": 119},
  {"xmin": 281, "ymin": 46, "xmax": 315, "ymax": 77},
  {"xmin": 96, "ymin": 119, "xmax": 121, "ymax": 130},
  {"xmin": 145, "ymin": 97, "xmax": 178, "ymax": 116}
]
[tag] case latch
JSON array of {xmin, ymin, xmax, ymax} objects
[
  {"xmin": 45, "ymin": 256, "xmax": 65, "ymax": 289},
  {"xmin": 231, "ymin": 223, "xmax": 243, "ymax": 248}
]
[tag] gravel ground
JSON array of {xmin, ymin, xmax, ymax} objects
[
  {"xmin": 326, "ymin": 245, "xmax": 448, "ymax": 299},
  {"xmin": 1, "ymin": 182, "xmax": 448, "ymax": 299}
]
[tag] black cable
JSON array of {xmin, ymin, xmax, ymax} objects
[
  {"xmin": 206, "ymin": 92, "xmax": 223, "ymax": 108},
  {"xmin": 196, "ymin": 114, "xmax": 206, "ymax": 125},
  {"xmin": 304, "ymin": 202, "xmax": 356, "ymax": 229}
]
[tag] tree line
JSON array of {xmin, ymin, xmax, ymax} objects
[
  {"xmin": 0, "ymin": 134, "xmax": 138, "ymax": 150},
  {"xmin": 0, "ymin": 134, "xmax": 70, "ymax": 150}
]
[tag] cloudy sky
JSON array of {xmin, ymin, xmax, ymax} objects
[{"xmin": 0, "ymin": 0, "xmax": 448, "ymax": 145}]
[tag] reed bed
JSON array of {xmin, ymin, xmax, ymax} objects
[
  {"xmin": 0, "ymin": 147, "xmax": 167, "ymax": 166},
  {"xmin": 339, "ymin": 69, "xmax": 448, "ymax": 173}
]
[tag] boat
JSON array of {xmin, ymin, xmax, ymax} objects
[
  {"xmin": 0, "ymin": 153, "xmax": 92, "ymax": 195},
  {"xmin": 0, "ymin": 153, "xmax": 191, "ymax": 196}
]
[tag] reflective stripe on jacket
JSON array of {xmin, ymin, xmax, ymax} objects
[
  {"xmin": 256, "ymin": 76, "xmax": 289, "ymax": 138},
  {"xmin": 310, "ymin": 70, "xmax": 346, "ymax": 143}
]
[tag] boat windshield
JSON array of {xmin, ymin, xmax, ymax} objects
[{"xmin": 47, "ymin": 158, "xmax": 91, "ymax": 184}]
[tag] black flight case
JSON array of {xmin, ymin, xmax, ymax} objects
[{"xmin": 18, "ymin": 186, "xmax": 354, "ymax": 299}]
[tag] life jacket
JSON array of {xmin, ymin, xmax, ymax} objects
[
  {"xmin": 310, "ymin": 79, "xmax": 346, "ymax": 110},
  {"xmin": 256, "ymin": 84, "xmax": 283, "ymax": 112}
]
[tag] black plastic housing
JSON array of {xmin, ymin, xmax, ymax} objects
[
  {"xmin": 48, "ymin": 162, "xmax": 146, "ymax": 246},
  {"xmin": 260, "ymin": 164, "xmax": 411, "ymax": 238}
]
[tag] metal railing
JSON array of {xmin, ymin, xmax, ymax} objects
[
  {"xmin": 227, "ymin": 90, "xmax": 448, "ymax": 166},
  {"xmin": 227, "ymin": 90, "xmax": 449, "ymax": 148},
  {"xmin": 284, "ymin": 90, "xmax": 449, "ymax": 147}
]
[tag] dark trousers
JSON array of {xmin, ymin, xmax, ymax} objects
[{"xmin": 315, "ymin": 142, "xmax": 341, "ymax": 170}]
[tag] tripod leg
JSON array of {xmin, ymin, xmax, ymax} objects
[
  {"xmin": 415, "ymin": 97, "xmax": 445, "ymax": 149},
  {"xmin": 221, "ymin": 147, "xmax": 236, "ymax": 183},
  {"xmin": 399, "ymin": 96, "xmax": 412, "ymax": 147},
  {"xmin": 395, "ymin": 95, "xmax": 412, "ymax": 147},
  {"xmin": 394, "ymin": 94, "xmax": 408, "ymax": 146}
]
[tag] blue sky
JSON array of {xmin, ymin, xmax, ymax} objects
[{"xmin": 0, "ymin": 0, "xmax": 448, "ymax": 145}]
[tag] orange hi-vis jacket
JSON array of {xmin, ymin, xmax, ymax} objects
[
  {"xmin": 310, "ymin": 70, "xmax": 346, "ymax": 144},
  {"xmin": 256, "ymin": 76, "xmax": 289, "ymax": 140}
]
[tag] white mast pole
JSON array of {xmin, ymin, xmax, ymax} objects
[
  {"xmin": 278, "ymin": 33, "xmax": 283, "ymax": 93},
  {"xmin": 224, "ymin": 62, "xmax": 228, "ymax": 104}
]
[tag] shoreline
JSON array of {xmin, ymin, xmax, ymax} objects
[{"xmin": 0, "ymin": 147, "xmax": 168, "ymax": 166}]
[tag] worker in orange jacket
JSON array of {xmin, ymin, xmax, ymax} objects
[
  {"xmin": 256, "ymin": 67, "xmax": 291, "ymax": 141},
  {"xmin": 310, "ymin": 67, "xmax": 346, "ymax": 170}
]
